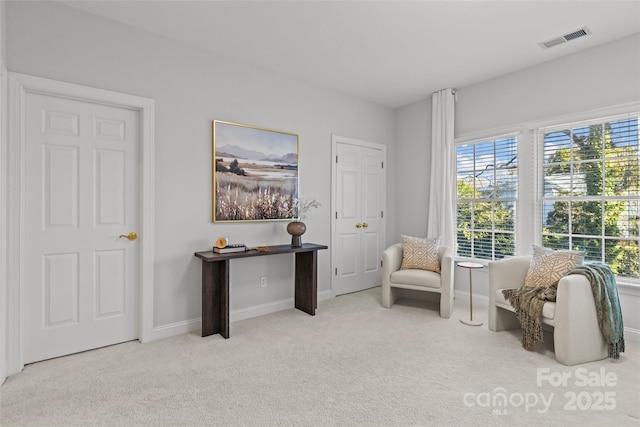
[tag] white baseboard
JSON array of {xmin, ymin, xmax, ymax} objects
[
  {"xmin": 150, "ymin": 318, "xmax": 201, "ymax": 342},
  {"xmin": 232, "ymin": 289, "xmax": 333, "ymax": 322},
  {"xmin": 454, "ymin": 289, "xmax": 489, "ymax": 307},
  {"xmin": 623, "ymin": 327, "xmax": 640, "ymax": 342},
  {"xmin": 149, "ymin": 290, "xmax": 334, "ymax": 342},
  {"xmin": 458, "ymin": 290, "xmax": 640, "ymax": 343},
  {"xmin": 318, "ymin": 289, "xmax": 334, "ymax": 302},
  {"xmin": 149, "ymin": 289, "xmax": 640, "ymax": 344},
  {"xmin": 230, "ymin": 297, "xmax": 295, "ymax": 323}
]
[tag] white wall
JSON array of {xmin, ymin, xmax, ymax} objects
[
  {"xmin": 456, "ymin": 33, "xmax": 640, "ymax": 137},
  {"xmin": 1, "ymin": 0, "xmax": 8, "ymax": 384},
  {"xmin": 395, "ymin": 33, "xmax": 640, "ymax": 338},
  {"xmin": 393, "ymin": 99, "xmax": 432, "ymax": 238},
  {"xmin": 5, "ymin": 2, "xmax": 395, "ymax": 336},
  {"xmin": 0, "ymin": 0, "xmax": 4, "ymax": 70}
]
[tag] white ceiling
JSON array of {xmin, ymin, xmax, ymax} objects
[{"xmin": 58, "ymin": 0, "xmax": 640, "ymax": 108}]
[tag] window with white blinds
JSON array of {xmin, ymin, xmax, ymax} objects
[
  {"xmin": 456, "ymin": 135, "xmax": 517, "ymax": 260},
  {"xmin": 540, "ymin": 114, "xmax": 639, "ymax": 279}
]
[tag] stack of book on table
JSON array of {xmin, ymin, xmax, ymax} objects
[{"xmin": 213, "ymin": 244, "xmax": 248, "ymax": 254}]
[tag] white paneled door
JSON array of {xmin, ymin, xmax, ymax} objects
[
  {"xmin": 23, "ymin": 92, "xmax": 140, "ymax": 364},
  {"xmin": 333, "ymin": 138, "xmax": 386, "ymax": 296}
]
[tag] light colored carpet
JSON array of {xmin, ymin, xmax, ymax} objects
[{"xmin": 1, "ymin": 287, "xmax": 639, "ymax": 426}]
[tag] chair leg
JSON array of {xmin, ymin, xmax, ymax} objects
[
  {"xmin": 489, "ymin": 306, "xmax": 520, "ymax": 332},
  {"xmin": 439, "ymin": 292, "xmax": 452, "ymax": 318},
  {"xmin": 381, "ymin": 285, "xmax": 397, "ymax": 308}
]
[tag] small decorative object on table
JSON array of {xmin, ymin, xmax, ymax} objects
[
  {"xmin": 286, "ymin": 198, "xmax": 320, "ymax": 247},
  {"xmin": 213, "ymin": 237, "xmax": 247, "ymax": 253},
  {"xmin": 213, "ymin": 243, "xmax": 247, "ymax": 254}
]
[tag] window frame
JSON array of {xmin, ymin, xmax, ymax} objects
[{"xmin": 536, "ymin": 112, "xmax": 639, "ymax": 283}]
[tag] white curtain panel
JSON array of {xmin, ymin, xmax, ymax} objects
[{"xmin": 427, "ymin": 88, "xmax": 456, "ymax": 248}]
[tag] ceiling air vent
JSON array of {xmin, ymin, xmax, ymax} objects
[{"xmin": 540, "ymin": 26, "xmax": 591, "ymax": 49}]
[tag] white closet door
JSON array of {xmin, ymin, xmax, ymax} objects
[{"xmin": 334, "ymin": 140, "xmax": 385, "ymax": 295}]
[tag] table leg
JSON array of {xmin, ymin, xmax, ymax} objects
[
  {"xmin": 202, "ymin": 259, "xmax": 230, "ymax": 338},
  {"xmin": 294, "ymin": 250, "xmax": 317, "ymax": 315},
  {"xmin": 469, "ymin": 268, "xmax": 473, "ymax": 321},
  {"xmin": 460, "ymin": 266, "xmax": 483, "ymax": 327}
]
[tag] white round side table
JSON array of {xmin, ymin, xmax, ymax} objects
[{"xmin": 458, "ymin": 262, "xmax": 484, "ymax": 326}]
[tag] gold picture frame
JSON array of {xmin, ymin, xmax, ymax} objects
[{"xmin": 212, "ymin": 120, "xmax": 299, "ymax": 222}]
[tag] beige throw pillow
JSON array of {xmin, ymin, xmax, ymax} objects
[
  {"xmin": 524, "ymin": 245, "xmax": 585, "ymax": 288},
  {"xmin": 400, "ymin": 235, "xmax": 441, "ymax": 273}
]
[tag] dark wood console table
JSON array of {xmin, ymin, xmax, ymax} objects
[{"xmin": 194, "ymin": 243, "xmax": 328, "ymax": 338}]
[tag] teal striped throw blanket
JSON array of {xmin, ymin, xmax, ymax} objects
[{"xmin": 569, "ymin": 263, "xmax": 625, "ymax": 360}]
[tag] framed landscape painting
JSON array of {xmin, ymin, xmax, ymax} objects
[{"xmin": 212, "ymin": 120, "xmax": 299, "ymax": 222}]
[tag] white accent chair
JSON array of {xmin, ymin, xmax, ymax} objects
[
  {"xmin": 381, "ymin": 244, "xmax": 454, "ymax": 318},
  {"xmin": 489, "ymin": 256, "xmax": 608, "ymax": 366}
]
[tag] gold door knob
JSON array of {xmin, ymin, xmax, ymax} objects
[
  {"xmin": 362, "ymin": 223, "xmax": 369, "ymax": 228},
  {"xmin": 355, "ymin": 223, "xmax": 363, "ymax": 228},
  {"xmin": 119, "ymin": 232, "xmax": 138, "ymax": 241}
]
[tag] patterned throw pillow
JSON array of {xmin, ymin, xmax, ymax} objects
[
  {"xmin": 524, "ymin": 245, "xmax": 585, "ymax": 288},
  {"xmin": 400, "ymin": 235, "xmax": 441, "ymax": 273}
]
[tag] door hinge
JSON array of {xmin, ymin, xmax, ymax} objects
[
  {"xmin": 336, "ymin": 155, "xmax": 338, "ymax": 163},
  {"xmin": 335, "ymin": 212, "xmax": 338, "ymax": 219},
  {"xmin": 381, "ymin": 211, "xmax": 384, "ymax": 218},
  {"xmin": 381, "ymin": 161, "xmax": 384, "ymax": 169},
  {"xmin": 335, "ymin": 267, "xmax": 338, "ymax": 276},
  {"xmin": 381, "ymin": 260, "xmax": 383, "ymax": 267}
]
